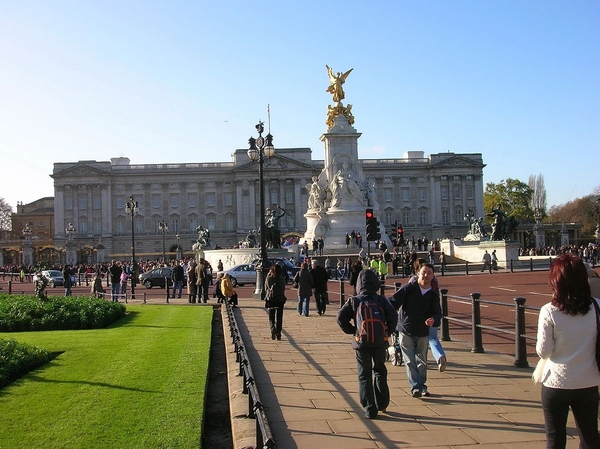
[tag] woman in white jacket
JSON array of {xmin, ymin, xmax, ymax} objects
[{"xmin": 536, "ymin": 254, "xmax": 600, "ymax": 448}]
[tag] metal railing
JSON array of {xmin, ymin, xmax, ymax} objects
[
  {"xmin": 225, "ymin": 301, "xmax": 276, "ymax": 449},
  {"xmin": 439, "ymin": 289, "xmax": 540, "ymax": 367}
]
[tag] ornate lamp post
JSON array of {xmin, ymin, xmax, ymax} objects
[
  {"xmin": 158, "ymin": 219, "xmax": 168, "ymax": 263},
  {"xmin": 125, "ymin": 196, "xmax": 139, "ymax": 299},
  {"xmin": 247, "ymin": 121, "xmax": 274, "ymax": 299},
  {"xmin": 65, "ymin": 222, "xmax": 77, "ymax": 265},
  {"xmin": 22, "ymin": 223, "xmax": 33, "ymax": 266},
  {"xmin": 176, "ymin": 233, "xmax": 181, "ymax": 260}
]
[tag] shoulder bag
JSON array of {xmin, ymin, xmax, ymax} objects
[{"xmin": 591, "ymin": 298, "xmax": 600, "ymax": 372}]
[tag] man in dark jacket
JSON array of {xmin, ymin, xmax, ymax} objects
[
  {"xmin": 108, "ymin": 260, "xmax": 123, "ymax": 302},
  {"xmin": 171, "ymin": 261, "xmax": 185, "ymax": 299},
  {"xmin": 391, "ymin": 262, "xmax": 442, "ymax": 398},
  {"xmin": 310, "ymin": 259, "xmax": 329, "ymax": 315},
  {"xmin": 337, "ymin": 269, "xmax": 398, "ymax": 419}
]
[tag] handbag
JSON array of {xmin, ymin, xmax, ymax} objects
[
  {"xmin": 532, "ymin": 357, "xmax": 547, "ymax": 384},
  {"xmin": 591, "ymin": 298, "xmax": 600, "ymax": 372}
]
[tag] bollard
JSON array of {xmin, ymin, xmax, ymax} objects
[
  {"xmin": 143, "ymin": 292, "xmax": 147, "ymax": 304},
  {"xmin": 380, "ymin": 282, "xmax": 385, "ymax": 296},
  {"xmin": 470, "ymin": 293, "xmax": 484, "ymax": 353},
  {"xmin": 530, "ymin": 258, "xmax": 533, "ymax": 272},
  {"xmin": 440, "ymin": 288, "xmax": 451, "ymax": 341},
  {"xmin": 513, "ymin": 297, "xmax": 529, "ymax": 367},
  {"xmin": 466, "ymin": 261, "xmax": 469, "ymax": 276},
  {"xmin": 510, "ymin": 259, "xmax": 514, "ymax": 273},
  {"xmin": 165, "ymin": 277, "xmax": 170, "ymax": 303},
  {"xmin": 441, "ymin": 262, "xmax": 445, "ymax": 276},
  {"xmin": 8, "ymin": 281, "xmax": 12, "ymax": 295},
  {"xmin": 339, "ymin": 279, "xmax": 345, "ymax": 308}
]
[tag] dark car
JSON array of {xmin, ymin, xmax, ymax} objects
[
  {"xmin": 254, "ymin": 258, "xmax": 300, "ymax": 284},
  {"xmin": 139, "ymin": 267, "xmax": 173, "ymax": 289}
]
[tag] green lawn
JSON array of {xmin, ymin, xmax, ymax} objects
[{"xmin": 0, "ymin": 305, "xmax": 213, "ymax": 448}]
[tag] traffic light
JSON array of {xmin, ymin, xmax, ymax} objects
[
  {"xmin": 397, "ymin": 223, "xmax": 404, "ymax": 245},
  {"xmin": 366, "ymin": 212, "xmax": 381, "ymax": 242}
]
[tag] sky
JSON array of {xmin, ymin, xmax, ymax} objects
[{"xmin": 1, "ymin": 1, "xmax": 599, "ymax": 213}]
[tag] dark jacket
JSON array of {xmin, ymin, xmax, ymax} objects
[
  {"xmin": 310, "ymin": 265, "xmax": 328, "ymax": 294},
  {"xmin": 172, "ymin": 264, "xmax": 185, "ymax": 282},
  {"xmin": 391, "ymin": 281, "xmax": 442, "ymax": 337},
  {"xmin": 337, "ymin": 270, "xmax": 398, "ymax": 350},
  {"xmin": 294, "ymin": 268, "xmax": 314, "ymax": 297}
]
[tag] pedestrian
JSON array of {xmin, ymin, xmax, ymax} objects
[
  {"xmin": 410, "ymin": 258, "xmax": 447, "ymax": 372},
  {"xmin": 390, "ymin": 262, "xmax": 442, "ymax": 398},
  {"xmin": 439, "ymin": 251, "xmax": 447, "ymax": 272},
  {"xmin": 349, "ymin": 259, "xmax": 363, "ymax": 295},
  {"xmin": 217, "ymin": 259, "xmax": 223, "ymax": 272},
  {"xmin": 293, "ymin": 262, "xmax": 313, "ymax": 316},
  {"xmin": 491, "ymin": 250, "xmax": 498, "ymax": 271},
  {"xmin": 195, "ymin": 258, "xmax": 210, "ymax": 303},
  {"xmin": 345, "ymin": 233, "xmax": 351, "ymax": 248},
  {"xmin": 108, "ymin": 260, "xmax": 122, "ymax": 302},
  {"xmin": 187, "ymin": 260, "xmax": 198, "ymax": 303},
  {"xmin": 324, "ymin": 256, "xmax": 332, "ymax": 278},
  {"xmin": 378, "ymin": 257, "xmax": 387, "ymax": 283},
  {"xmin": 481, "ymin": 250, "xmax": 492, "ymax": 273},
  {"xmin": 311, "ymin": 259, "xmax": 329, "ymax": 315},
  {"xmin": 62, "ymin": 264, "xmax": 73, "ymax": 297},
  {"xmin": 213, "ymin": 272, "xmax": 225, "ymax": 303},
  {"xmin": 317, "ymin": 237, "xmax": 324, "ymax": 256},
  {"xmin": 119, "ymin": 270, "xmax": 129, "ymax": 299},
  {"xmin": 265, "ymin": 263, "xmax": 287, "ymax": 340},
  {"xmin": 337, "ymin": 269, "xmax": 398, "ymax": 419},
  {"xmin": 171, "ymin": 261, "xmax": 184, "ymax": 298},
  {"xmin": 221, "ymin": 273, "xmax": 238, "ymax": 307},
  {"xmin": 536, "ymin": 254, "xmax": 600, "ymax": 448}
]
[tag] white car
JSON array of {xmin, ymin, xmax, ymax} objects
[
  {"xmin": 219, "ymin": 264, "xmax": 257, "ymax": 287},
  {"xmin": 33, "ymin": 270, "xmax": 64, "ymax": 288}
]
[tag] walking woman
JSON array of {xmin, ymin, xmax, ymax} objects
[
  {"xmin": 265, "ymin": 264, "xmax": 287, "ymax": 340},
  {"xmin": 536, "ymin": 254, "xmax": 600, "ymax": 448}
]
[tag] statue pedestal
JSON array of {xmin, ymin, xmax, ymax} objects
[
  {"xmin": 22, "ymin": 242, "xmax": 34, "ymax": 266},
  {"xmin": 440, "ymin": 239, "xmax": 519, "ymax": 267},
  {"xmin": 66, "ymin": 242, "xmax": 77, "ymax": 265}
]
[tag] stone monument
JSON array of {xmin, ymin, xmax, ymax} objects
[{"xmin": 303, "ymin": 66, "xmax": 392, "ymax": 250}]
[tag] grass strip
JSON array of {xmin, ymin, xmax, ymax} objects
[{"xmin": 0, "ymin": 305, "xmax": 212, "ymax": 448}]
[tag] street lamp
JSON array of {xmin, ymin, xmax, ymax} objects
[
  {"xmin": 176, "ymin": 233, "xmax": 181, "ymax": 260},
  {"xmin": 247, "ymin": 121, "xmax": 274, "ymax": 299},
  {"xmin": 125, "ymin": 196, "xmax": 139, "ymax": 299},
  {"xmin": 158, "ymin": 219, "xmax": 168, "ymax": 263}
]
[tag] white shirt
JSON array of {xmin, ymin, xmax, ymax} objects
[{"xmin": 536, "ymin": 298, "xmax": 600, "ymax": 389}]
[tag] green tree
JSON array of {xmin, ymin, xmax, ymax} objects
[
  {"xmin": 546, "ymin": 186, "xmax": 600, "ymax": 238},
  {"xmin": 484, "ymin": 178, "xmax": 534, "ymax": 224},
  {"xmin": 0, "ymin": 198, "xmax": 12, "ymax": 239}
]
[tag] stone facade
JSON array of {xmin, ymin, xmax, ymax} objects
[{"xmin": 45, "ymin": 150, "xmax": 485, "ymax": 261}]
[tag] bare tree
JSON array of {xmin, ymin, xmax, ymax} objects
[
  {"xmin": 0, "ymin": 198, "xmax": 13, "ymax": 239},
  {"xmin": 528, "ymin": 173, "xmax": 547, "ymax": 218}
]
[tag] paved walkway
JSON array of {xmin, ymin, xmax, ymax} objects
[{"xmin": 224, "ymin": 296, "xmax": 589, "ymax": 449}]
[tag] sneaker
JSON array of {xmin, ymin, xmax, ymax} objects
[
  {"xmin": 271, "ymin": 332, "xmax": 276, "ymax": 340},
  {"xmin": 411, "ymin": 389, "xmax": 422, "ymax": 398},
  {"xmin": 422, "ymin": 390, "xmax": 431, "ymax": 397},
  {"xmin": 276, "ymin": 333, "xmax": 281, "ymax": 340},
  {"xmin": 438, "ymin": 356, "xmax": 447, "ymax": 373},
  {"xmin": 365, "ymin": 411, "xmax": 378, "ymax": 419}
]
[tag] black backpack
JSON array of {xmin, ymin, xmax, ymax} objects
[
  {"xmin": 354, "ymin": 295, "xmax": 388, "ymax": 348},
  {"xmin": 265, "ymin": 281, "xmax": 286, "ymax": 307}
]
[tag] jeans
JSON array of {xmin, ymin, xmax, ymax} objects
[
  {"xmin": 297, "ymin": 296, "xmax": 310, "ymax": 316},
  {"xmin": 356, "ymin": 347, "xmax": 389, "ymax": 417},
  {"xmin": 172, "ymin": 280, "xmax": 183, "ymax": 298},
  {"xmin": 429, "ymin": 327, "xmax": 446, "ymax": 363},
  {"xmin": 314, "ymin": 291, "xmax": 327, "ymax": 315},
  {"xmin": 541, "ymin": 385, "xmax": 600, "ymax": 449},
  {"xmin": 111, "ymin": 283, "xmax": 120, "ymax": 302},
  {"xmin": 399, "ymin": 333, "xmax": 429, "ymax": 392},
  {"xmin": 268, "ymin": 305, "xmax": 284, "ymax": 337}
]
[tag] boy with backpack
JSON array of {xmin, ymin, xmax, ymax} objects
[{"xmin": 337, "ymin": 269, "xmax": 397, "ymax": 419}]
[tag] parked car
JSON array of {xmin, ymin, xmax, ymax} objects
[
  {"xmin": 33, "ymin": 270, "xmax": 64, "ymax": 288},
  {"xmin": 139, "ymin": 267, "xmax": 173, "ymax": 289},
  {"xmin": 218, "ymin": 264, "xmax": 257, "ymax": 287},
  {"xmin": 254, "ymin": 258, "xmax": 300, "ymax": 284},
  {"xmin": 139, "ymin": 266, "xmax": 188, "ymax": 289}
]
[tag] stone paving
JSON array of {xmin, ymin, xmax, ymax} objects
[{"xmin": 224, "ymin": 297, "xmax": 589, "ymax": 449}]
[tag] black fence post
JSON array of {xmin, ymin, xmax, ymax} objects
[
  {"xmin": 339, "ymin": 278, "xmax": 345, "ymax": 308},
  {"xmin": 465, "ymin": 261, "xmax": 469, "ymax": 276},
  {"xmin": 165, "ymin": 277, "xmax": 170, "ymax": 303},
  {"xmin": 441, "ymin": 261, "xmax": 445, "ymax": 276},
  {"xmin": 7, "ymin": 281, "xmax": 12, "ymax": 295},
  {"xmin": 440, "ymin": 288, "xmax": 451, "ymax": 341},
  {"xmin": 470, "ymin": 292, "xmax": 484, "ymax": 353},
  {"xmin": 530, "ymin": 258, "xmax": 533, "ymax": 271},
  {"xmin": 514, "ymin": 297, "xmax": 529, "ymax": 368},
  {"xmin": 510, "ymin": 259, "xmax": 514, "ymax": 273}
]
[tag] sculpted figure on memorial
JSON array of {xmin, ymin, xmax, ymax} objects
[
  {"xmin": 326, "ymin": 65, "xmax": 353, "ymax": 104},
  {"xmin": 307, "ymin": 176, "xmax": 326, "ymax": 211}
]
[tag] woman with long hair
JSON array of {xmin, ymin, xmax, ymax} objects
[
  {"xmin": 536, "ymin": 254, "xmax": 600, "ymax": 448},
  {"xmin": 265, "ymin": 263, "xmax": 286, "ymax": 340}
]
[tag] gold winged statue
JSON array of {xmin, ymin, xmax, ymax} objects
[{"xmin": 326, "ymin": 65, "xmax": 353, "ymax": 104}]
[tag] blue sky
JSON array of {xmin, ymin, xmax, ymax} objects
[{"xmin": 1, "ymin": 1, "xmax": 599, "ymax": 212}]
